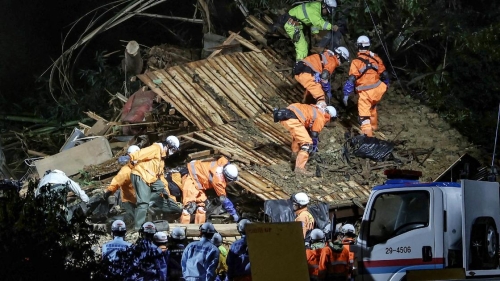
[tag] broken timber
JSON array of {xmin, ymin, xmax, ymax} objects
[{"xmin": 137, "ymin": 49, "xmax": 375, "ymax": 215}]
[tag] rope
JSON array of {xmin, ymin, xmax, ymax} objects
[{"xmin": 362, "ymin": 0, "xmax": 406, "ymax": 94}]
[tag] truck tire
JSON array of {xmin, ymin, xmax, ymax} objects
[{"xmin": 469, "ymin": 217, "xmax": 499, "ymax": 269}]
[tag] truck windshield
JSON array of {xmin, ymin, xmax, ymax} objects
[{"xmin": 368, "ymin": 191, "xmax": 430, "ymax": 247}]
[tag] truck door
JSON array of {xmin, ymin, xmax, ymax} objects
[
  {"xmin": 358, "ymin": 188, "xmax": 443, "ymax": 281},
  {"xmin": 462, "ymin": 180, "xmax": 500, "ymax": 276}
]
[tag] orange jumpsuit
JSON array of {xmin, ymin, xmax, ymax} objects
[
  {"xmin": 280, "ymin": 103, "xmax": 330, "ymax": 171},
  {"xmin": 348, "ymin": 50, "xmax": 387, "ymax": 136},
  {"xmin": 106, "ymin": 163, "xmax": 136, "ymax": 204},
  {"xmin": 341, "ymin": 238, "xmax": 356, "ymax": 280},
  {"xmin": 180, "ymin": 157, "xmax": 230, "ymax": 224},
  {"xmin": 295, "ymin": 208, "xmax": 315, "ymax": 238},
  {"xmin": 295, "ymin": 51, "xmax": 340, "ymax": 104},
  {"xmin": 129, "ymin": 143, "xmax": 169, "ymax": 187},
  {"xmin": 319, "ymin": 242, "xmax": 350, "ymax": 281},
  {"xmin": 306, "ymin": 242, "xmax": 325, "ymax": 280}
]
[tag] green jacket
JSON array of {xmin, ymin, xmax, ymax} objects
[{"xmin": 288, "ymin": 2, "xmax": 332, "ymax": 34}]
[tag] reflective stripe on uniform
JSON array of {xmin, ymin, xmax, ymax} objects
[
  {"xmin": 302, "ymin": 3, "xmax": 309, "ymax": 20},
  {"xmin": 356, "ymin": 80, "xmax": 382, "ymax": 91},
  {"xmin": 191, "ymin": 161, "xmax": 217, "ymax": 190},
  {"xmin": 320, "ymin": 53, "xmax": 327, "ymax": 66},
  {"xmin": 331, "ymin": 261, "xmax": 348, "ymax": 265},
  {"xmin": 302, "ymin": 60, "xmax": 320, "ymax": 74},
  {"xmin": 289, "ymin": 105, "xmax": 306, "ymax": 120},
  {"xmin": 309, "ymin": 264, "xmax": 319, "ymax": 268}
]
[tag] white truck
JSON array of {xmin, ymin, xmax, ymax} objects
[{"xmin": 354, "ymin": 169, "xmax": 500, "ymax": 280}]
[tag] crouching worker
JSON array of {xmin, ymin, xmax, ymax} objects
[
  {"xmin": 274, "ymin": 103, "xmax": 337, "ymax": 176},
  {"xmin": 35, "ymin": 169, "xmax": 89, "ymax": 221},
  {"xmin": 179, "ymin": 156, "xmax": 239, "ymax": 224}
]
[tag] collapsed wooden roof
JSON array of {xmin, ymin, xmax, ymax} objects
[{"xmin": 137, "ymin": 49, "xmax": 370, "ymax": 207}]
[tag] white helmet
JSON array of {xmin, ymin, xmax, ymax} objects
[
  {"xmin": 292, "ymin": 192, "xmax": 310, "ymax": 206},
  {"xmin": 211, "ymin": 232, "xmax": 223, "ymax": 247},
  {"xmin": 310, "ymin": 229, "xmax": 325, "ymax": 241},
  {"xmin": 111, "ymin": 219, "xmax": 127, "ymax": 232},
  {"xmin": 141, "ymin": 221, "xmax": 157, "ymax": 234},
  {"xmin": 325, "ymin": 106, "xmax": 337, "ymax": 118},
  {"xmin": 323, "ymin": 0, "xmax": 337, "ymax": 13},
  {"xmin": 324, "ymin": 0, "xmax": 337, "ymax": 8},
  {"xmin": 154, "ymin": 232, "xmax": 168, "ymax": 243},
  {"xmin": 223, "ymin": 164, "xmax": 239, "ymax": 182},
  {"xmin": 334, "ymin": 46, "xmax": 350, "ymax": 63},
  {"xmin": 200, "ymin": 222, "xmax": 217, "ymax": 234},
  {"xmin": 341, "ymin": 224, "xmax": 356, "ymax": 235},
  {"xmin": 357, "ymin": 35, "xmax": 371, "ymax": 48},
  {"xmin": 237, "ymin": 219, "xmax": 252, "ymax": 235},
  {"xmin": 52, "ymin": 169, "xmax": 66, "ymax": 176},
  {"xmin": 127, "ymin": 145, "xmax": 140, "ymax": 154},
  {"xmin": 166, "ymin": 135, "xmax": 180, "ymax": 155},
  {"xmin": 170, "ymin": 227, "xmax": 186, "ymax": 240}
]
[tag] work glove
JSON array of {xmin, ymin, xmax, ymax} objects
[
  {"xmin": 332, "ymin": 25, "xmax": 339, "ymax": 32},
  {"xmin": 314, "ymin": 72, "xmax": 321, "ymax": 83},
  {"xmin": 220, "ymin": 196, "xmax": 238, "ymax": 218},
  {"xmin": 382, "ymin": 77, "xmax": 390, "ymax": 88},
  {"xmin": 343, "ymin": 79, "xmax": 355, "ymax": 97},
  {"xmin": 311, "ymin": 138, "xmax": 319, "ymax": 153},
  {"xmin": 343, "ymin": 95, "xmax": 349, "ymax": 107},
  {"xmin": 118, "ymin": 155, "xmax": 131, "ymax": 165},
  {"xmin": 232, "ymin": 213, "xmax": 240, "ymax": 222},
  {"xmin": 102, "ymin": 190, "xmax": 112, "ymax": 202}
]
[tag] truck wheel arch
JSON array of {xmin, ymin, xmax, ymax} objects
[{"xmin": 469, "ymin": 216, "xmax": 499, "ymax": 270}]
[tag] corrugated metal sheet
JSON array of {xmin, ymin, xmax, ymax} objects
[{"xmin": 138, "ymin": 50, "xmax": 372, "ymax": 206}]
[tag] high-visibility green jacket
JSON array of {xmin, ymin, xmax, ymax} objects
[{"xmin": 288, "ymin": 2, "xmax": 333, "ymax": 34}]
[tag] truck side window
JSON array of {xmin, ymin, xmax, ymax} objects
[{"xmin": 367, "ymin": 191, "xmax": 430, "ymax": 247}]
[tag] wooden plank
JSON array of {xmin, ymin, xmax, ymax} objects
[
  {"xmin": 166, "ymin": 67, "xmax": 225, "ymax": 126},
  {"xmin": 205, "ymin": 59, "xmax": 260, "ymax": 116},
  {"xmin": 218, "ymin": 56, "xmax": 271, "ymax": 112},
  {"xmin": 168, "ymin": 223, "xmax": 240, "ymax": 237},
  {"xmin": 178, "ymin": 64, "xmax": 236, "ymax": 122},
  {"xmin": 140, "ymin": 72, "xmax": 200, "ymax": 128},
  {"xmin": 35, "ymin": 137, "xmax": 113, "ymax": 177},
  {"xmin": 191, "ymin": 61, "xmax": 249, "ymax": 117},
  {"xmin": 156, "ymin": 70, "xmax": 212, "ymax": 129},
  {"xmin": 243, "ymin": 27, "xmax": 267, "ymax": 46},
  {"xmin": 207, "ymin": 32, "xmax": 238, "ymax": 59},
  {"xmin": 187, "ymin": 149, "xmax": 215, "ymax": 161},
  {"xmin": 159, "ymin": 68, "xmax": 217, "ymax": 126},
  {"xmin": 228, "ymin": 31, "xmax": 262, "ymax": 52},
  {"xmin": 185, "ymin": 61, "xmax": 247, "ymax": 118},
  {"xmin": 194, "ymin": 131, "xmax": 260, "ymax": 165}
]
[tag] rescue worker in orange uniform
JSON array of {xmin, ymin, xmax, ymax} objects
[
  {"xmin": 103, "ymin": 145, "xmax": 141, "ymax": 225},
  {"xmin": 292, "ymin": 192, "xmax": 315, "ymax": 238},
  {"xmin": 275, "ymin": 103, "xmax": 337, "ymax": 175},
  {"xmin": 294, "ymin": 47, "xmax": 350, "ymax": 105},
  {"xmin": 319, "ymin": 239, "xmax": 350, "ymax": 281},
  {"xmin": 340, "ymin": 224, "xmax": 356, "ymax": 281},
  {"xmin": 343, "ymin": 35, "xmax": 390, "ymax": 137},
  {"xmin": 179, "ymin": 156, "xmax": 239, "ymax": 224},
  {"xmin": 306, "ymin": 229, "xmax": 327, "ymax": 281},
  {"xmin": 119, "ymin": 136, "xmax": 180, "ymax": 230}
]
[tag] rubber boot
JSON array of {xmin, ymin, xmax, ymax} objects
[
  {"xmin": 194, "ymin": 207, "xmax": 206, "ymax": 224},
  {"xmin": 370, "ymin": 107, "xmax": 378, "ymax": 131},
  {"xmin": 180, "ymin": 210, "xmax": 191, "ymax": 224},
  {"xmin": 361, "ymin": 123, "xmax": 373, "ymax": 137}
]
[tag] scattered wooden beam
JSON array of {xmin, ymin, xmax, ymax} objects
[
  {"xmin": 133, "ymin": 13, "xmax": 204, "ymax": 24},
  {"xmin": 228, "ymin": 31, "xmax": 262, "ymax": 53},
  {"xmin": 207, "ymin": 32, "xmax": 239, "ymax": 59},
  {"xmin": 168, "ymin": 223, "xmax": 240, "ymax": 237}
]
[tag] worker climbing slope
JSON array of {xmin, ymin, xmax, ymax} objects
[
  {"xmin": 343, "ymin": 35, "xmax": 390, "ymax": 137},
  {"xmin": 294, "ymin": 47, "xmax": 350, "ymax": 105},
  {"xmin": 284, "ymin": 0, "xmax": 339, "ymax": 61}
]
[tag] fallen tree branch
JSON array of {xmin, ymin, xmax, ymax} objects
[{"xmin": 133, "ymin": 12, "xmax": 203, "ymax": 23}]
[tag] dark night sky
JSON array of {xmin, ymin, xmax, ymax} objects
[{"xmin": 0, "ymin": 0, "xmax": 240, "ymax": 105}]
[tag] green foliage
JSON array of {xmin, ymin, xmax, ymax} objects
[{"xmin": 0, "ymin": 180, "xmax": 102, "ymax": 280}]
